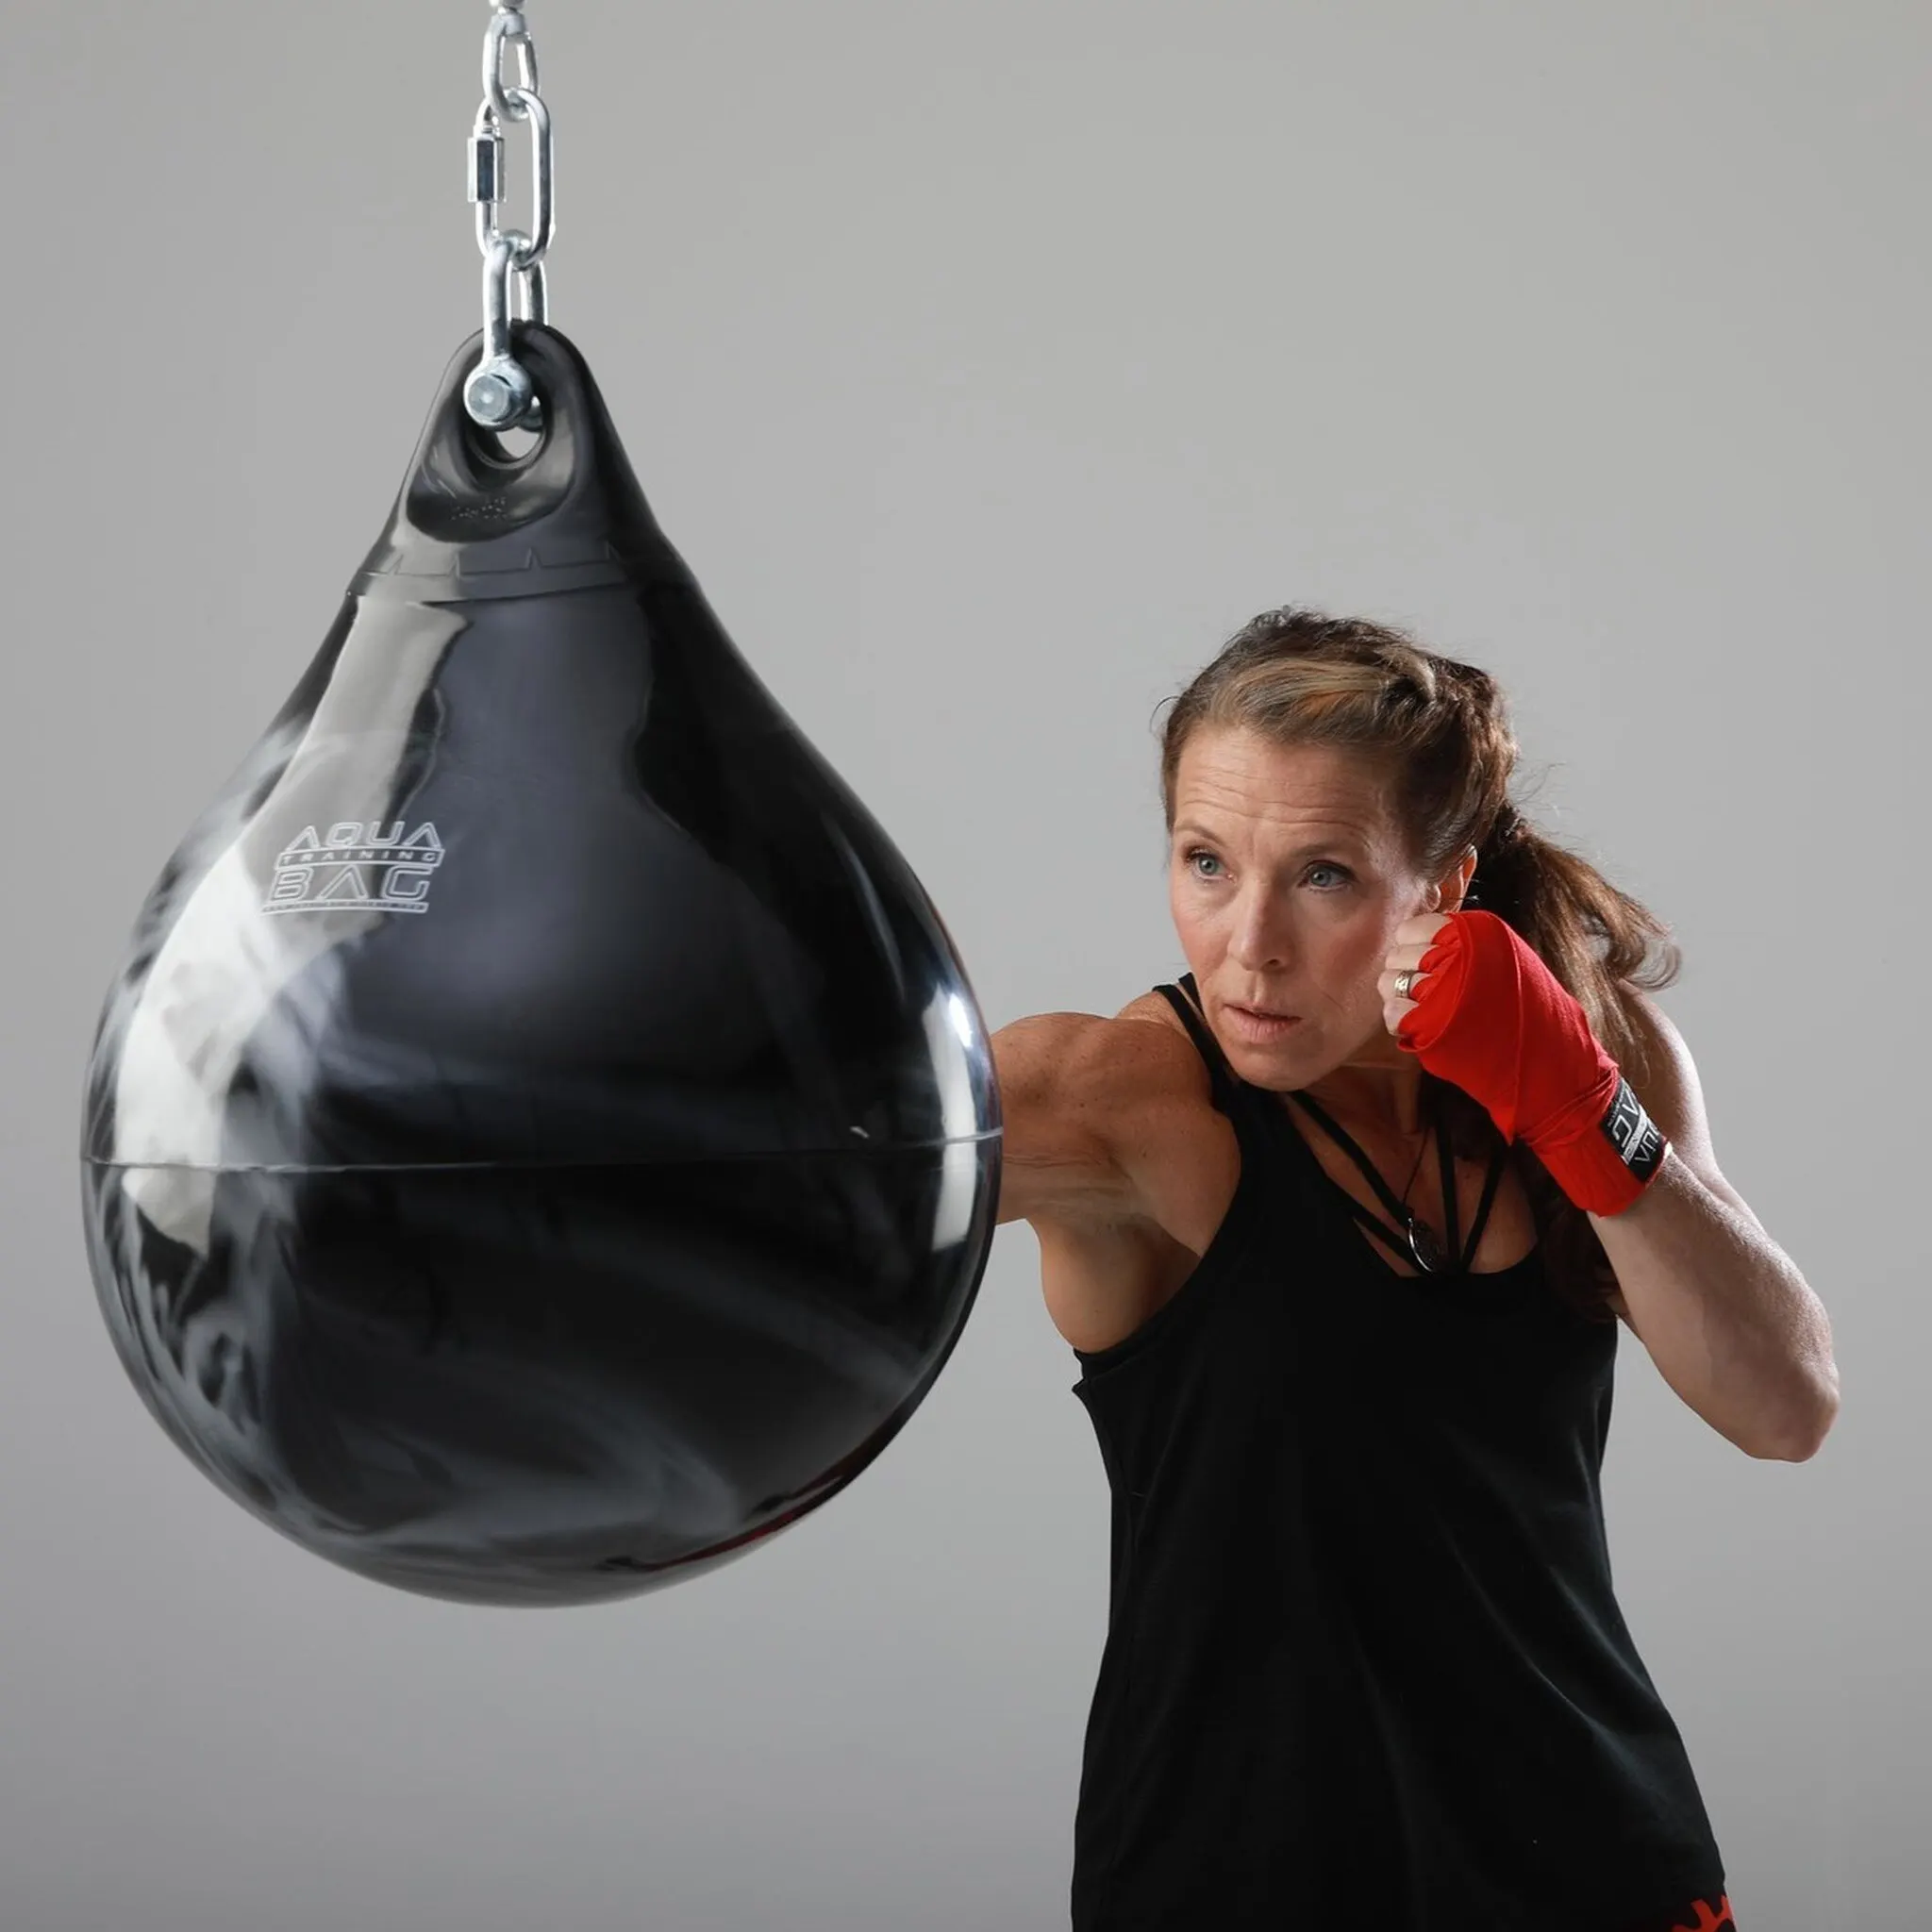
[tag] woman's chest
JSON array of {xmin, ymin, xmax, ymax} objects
[{"xmin": 1041, "ymin": 1079, "xmax": 1542, "ymax": 1357}]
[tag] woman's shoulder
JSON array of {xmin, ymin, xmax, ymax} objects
[
  {"xmin": 989, "ymin": 1002, "xmax": 1212, "ymax": 1233},
  {"xmin": 1112, "ymin": 986, "xmax": 1192, "ymax": 1033}
]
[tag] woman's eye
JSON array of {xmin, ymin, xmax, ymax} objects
[{"xmin": 1183, "ymin": 849, "xmax": 1352, "ymax": 891}]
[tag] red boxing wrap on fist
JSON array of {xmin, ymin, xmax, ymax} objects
[{"xmin": 1395, "ymin": 911, "xmax": 1669, "ymax": 1216}]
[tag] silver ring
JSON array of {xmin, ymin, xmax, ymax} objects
[{"xmin": 1394, "ymin": 968, "xmax": 1419, "ymax": 1000}]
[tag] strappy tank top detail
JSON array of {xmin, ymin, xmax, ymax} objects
[
  {"xmin": 1156, "ymin": 972, "xmax": 1515, "ymax": 1281},
  {"xmin": 1151, "ymin": 976, "xmax": 1241, "ymax": 1110}
]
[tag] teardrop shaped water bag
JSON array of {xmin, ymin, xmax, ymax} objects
[{"xmin": 79, "ymin": 323, "xmax": 1002, "ymax": 1607}]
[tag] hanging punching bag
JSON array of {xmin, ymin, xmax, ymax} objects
[{"xmin": 78, "ymin": 321, "xmax": 1002, "ymax": 1607}]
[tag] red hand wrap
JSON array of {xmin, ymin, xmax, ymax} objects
[{"xmin": 1395, "ymin": 910, "xmax": 1669, "ymax": 1216}]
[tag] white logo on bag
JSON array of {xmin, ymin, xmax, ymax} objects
[{"xmin": 262, "ymin": 821, "xmax": 445, "ymax": 916}]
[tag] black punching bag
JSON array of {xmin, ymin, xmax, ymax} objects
[{"xmin": 79, "ymin": 323, "xmax": 1002, "ymax": 1607}]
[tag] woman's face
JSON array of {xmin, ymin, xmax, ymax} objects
[{"xmin": 1167, "ymin": 726, "xmax": 1472, "ymax": 1087}]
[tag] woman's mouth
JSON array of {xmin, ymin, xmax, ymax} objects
[{"xmin": 1226, "ymin": 1005, "xmax": 1303, "ymax": 1041}]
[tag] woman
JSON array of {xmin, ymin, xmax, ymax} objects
[{"xmin": 991, "ymin": 608, "xmax": 1838, "ymax": 1932}]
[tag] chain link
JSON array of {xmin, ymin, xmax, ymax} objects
[
  {"xmin": 463, "ymin": 4, "xmax": 556, "ymax": 432},
  {"xmin": 483, "ymin": 5, "xmax": 540, "ymax": 124}
]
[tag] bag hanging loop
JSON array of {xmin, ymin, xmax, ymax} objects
[{"xmin": 465, "ymin": 5, "xmax": 556, "ymax": 433}]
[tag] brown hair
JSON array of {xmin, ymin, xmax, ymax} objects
[{"xmin": 1155, "ymin": 607, "xmax": 1680, "ymax": 1324}]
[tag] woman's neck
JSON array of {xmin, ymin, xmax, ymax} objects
[{"xmin": 1299, "ymin": 1051, "xmax": 1432, "ymax": 1140}]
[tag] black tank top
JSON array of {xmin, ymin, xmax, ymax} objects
[{"xmin": 1067, "ymin": 974, "xmax": 1726, "ymax": 1930}]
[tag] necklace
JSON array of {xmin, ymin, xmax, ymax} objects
[
  {"xmin": 1289, "ymin": 1081, "xmax": 1466, "ymax": 1273},
  {"xmin": 1391, "ymin": 1090, "xmax": 1442, "ymax": 1269},
  {"xmin": 1395, "ymin": 1113, "xmax": 1431, "ymax": 1205}
]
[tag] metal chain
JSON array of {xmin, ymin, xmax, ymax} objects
[{"xmin": 463, "ymin": 3, "xmax": 556, "ymax": 432}]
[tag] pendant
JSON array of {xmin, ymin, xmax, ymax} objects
[{"xmin": 1405, "ymin": 1215, "xmax": 1443, "ymax": 1273}]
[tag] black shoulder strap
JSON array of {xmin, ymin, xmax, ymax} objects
[{"xmin": 1152, "ymin": 973, "xmax": 1242, "ymax": 1112}]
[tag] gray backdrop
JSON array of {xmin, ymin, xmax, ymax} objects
[{"xmin": 4, "ymin": 3, "xmax": 1923, "ymax": 1927}]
